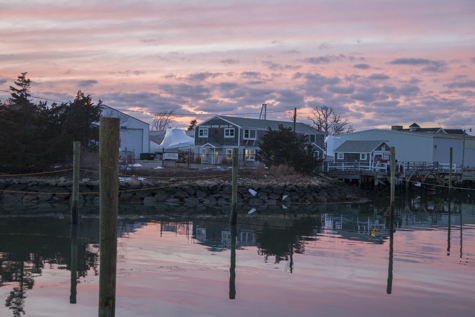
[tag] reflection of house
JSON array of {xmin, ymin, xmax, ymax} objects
[
  {"xmin": 334, "ymin": 141, "xmax": 390, "ymax": 164},
  {"xmin": 194, "ymin": 115, "xmax": 325, "ymax": 165},
  {"xmin": 340, "ymin": 124, "xmax": 475, "ymax": 167},
  {"xmin": 101, "ymin": 105, "xmax": 150, "ymax": 159}
]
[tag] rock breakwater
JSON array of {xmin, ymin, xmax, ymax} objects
[{"xmin": 0, "ymin": 176, "xmax": 364, "ymax": 209}]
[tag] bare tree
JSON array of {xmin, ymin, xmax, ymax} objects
[
  {"xmin": 151, "ymin": 109, "xmax": 176, "ymax": 131},
  {"xmin": 308, "ymin": 105, "xmax": 354, "ymax": 136}
]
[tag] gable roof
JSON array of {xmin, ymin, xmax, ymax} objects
[
  {"xmin": 198, "ymin": 115, "xmax": 324, "ymax": 134},
  {"xmin": 334, "ymin": 140, "xmax": 387, "ymax": 153},
  {"xmin": 101, "ymin": 105, "xmax": 150, "ymax": 126}
]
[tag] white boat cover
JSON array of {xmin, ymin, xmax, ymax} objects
[{"xmin": 155, "ymin": 128, "xmax": 194, "ymax": 151}]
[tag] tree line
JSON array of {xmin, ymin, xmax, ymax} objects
[{"xmin": 0, "ymin": 73, "xmax": 102, "ymax": 173}]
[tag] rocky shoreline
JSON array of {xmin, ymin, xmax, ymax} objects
[{"xmin": 0, "ymin": 175, "xmax": 366, "ymax": 210}]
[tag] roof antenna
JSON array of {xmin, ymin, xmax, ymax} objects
[{"xmin": 259, "ymin": 104, "xmax": 267, "ymax": 120}]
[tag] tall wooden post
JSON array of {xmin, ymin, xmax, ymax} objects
[
  {"xmin": 390, "ymin": 147, "xmax": 395, "ymax": 214},
  {"xmin": 449, "ymin": 147, "xmax": 453, "ymax": 192},
  {"xmin": 98, "ymin": 117, "xmax": 120, "ymax": 317},
  {"xmin": 71, "ymin": 141, "xmax": 80, "ymax": 224},
  {"xmin": 230, "ymin": 148, "xmax": 238, "ymax": 225}
]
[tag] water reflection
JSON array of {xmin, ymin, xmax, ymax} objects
[
  {"xmin": 0, "ymin": 195, "xmax": 474, "ymax": 316},
  {"xmin": 229, "ymin": 225, "xmax": 237, "ymax": 300}
]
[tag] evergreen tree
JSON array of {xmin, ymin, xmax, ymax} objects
[
  {"xmin": 7, "ymin": 72, "xmax": 32, "ymax": 109},
  {"xmin": 256, "ymin": 124, "xmax": 317, "ymax": 174},
  {"xmin": 58, "ymin": 90, "xmax": 102, "ymax": 151},
  {"xmin": 0, "ymin": 74, "xmax": 102, "ymax": 172},
  {"xmin": 187, "ymin": 119, "xmax": 197, "ymax": 131}
]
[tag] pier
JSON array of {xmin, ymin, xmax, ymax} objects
[{"xmin": 325, "ymin": 161, "xmax": 474, "ymax": 191}]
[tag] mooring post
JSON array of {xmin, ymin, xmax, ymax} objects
[
  {"xmin": 230, "ymin": 148, "xmax": 238, "ymax": 225},
  {"xmin": 449, "ymin": 147, "xmax": 453, "ymax": 193},
  {"xmin": 71, "ymin": 141, "xmax": 80, "ymax": 224},
  {"xmin": 390, "ymin": 147, "xmax": 395, "ymax": 214},
  {"xmin": 98, "ymin": 117, "xmax": 120, "ymax": 317}
]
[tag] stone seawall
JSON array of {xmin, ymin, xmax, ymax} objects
[{"xmin": 0, "ymin": 177, "xmax": 364, "ymax": 208}]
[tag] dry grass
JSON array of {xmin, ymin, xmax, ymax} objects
[{"xmin": 124, "ymin": 166, "xmax": 232, "ymax": 179}]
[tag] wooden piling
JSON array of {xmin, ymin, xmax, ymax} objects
[
  {"xmin": 390, "ymin": 147, "xmax": 395, "ymax": 215},
  {"xmin": 98, "ymin": 117, "xmax": 120, "ymax": 317},
  {"xmin": 230, "ymin": 148, "xmax": 238, "ymax": 225},
  {"xmin": 71, "ymin": 141, "xmax": 80, "ymax": 224},
  {"xmin": 449, "ymin": 147, "xmax": 453, "ymax": 192}
]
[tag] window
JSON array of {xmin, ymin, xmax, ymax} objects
[
  {"xmin": 381, "ymin": 145, "xmax": 386, "ymax": 151},
  {"xmin": 337, "ymin": 153, "xmax": 344, "ymax": 160},
  {"xmin": 245, "ymin": 149, "xmax": 255, "ymax": 161},
  {"xmin": 224, "ymin": 128, "xmax": 235, "ymax": 138},
  {"xmin": 307, "ymin": 134, "xmax": 316, "ymax": 143},
  {"xmin": 243, "ymin": 129, "xmax": 256, "ymax": 140},
  {"xmin": 226, "ymin": 149, "xmax": 232, "ymax": 159},
  {"xmin": 199, "ymin": 128, "xmax": 208, "ymax": 138},
  {"xmin": 314, "ymin": 151, "xmax": 320, "ymax": 158},
  {"xmin": 360, "ymin": 153, "xmax": 367, "ymax": 160}
]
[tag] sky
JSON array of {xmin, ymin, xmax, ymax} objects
[{"xmin": 1, "ymin": 0, "xmax": 474, "ymax": 132}]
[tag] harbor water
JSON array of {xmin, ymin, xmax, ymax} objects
[{"xmin": 1, "ymin": 197, "xmax": 474, "ymax": 317}]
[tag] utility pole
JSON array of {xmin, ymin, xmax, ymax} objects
[
  {"xmin": 293, "ymin": 107, "xmax": 296, "ymax": 133},
  {"xmin": 259, "ymin": 104, "xmax": 267, "ymax": 120}
]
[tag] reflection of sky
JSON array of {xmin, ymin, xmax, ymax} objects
[{"xmin": 2, "ymin": 217, "xmax": 474, "ymax": 317}]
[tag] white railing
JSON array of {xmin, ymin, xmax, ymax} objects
[
  {"xmin": 324, "ymin": 161, "xmax": 462, "ymax": 174},
  {"xmin": 325, "ymin": 162, "xmax": 389, "ymax": 174}
]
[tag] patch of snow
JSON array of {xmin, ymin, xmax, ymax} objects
[
  {"xmin": 129, "ymin": 164, "xmax": 142, "ymax": 167},
  {"xmin": 282, "ymin": 205, "xmax": 287, "ymax": 209},
  {"xmin": 248, "ymin": 208, "xmax": 256, "ymax": 214},
  {"xmin": 282, "ymin": 195, "xmax": 288, "ymax": 201},
  {"xmin": 248, "ymin": 189, "xmax": 257, "ymax": 196},
  {"xmin": 154, "ymin": 166, "xmax": 164, "ymax": 169}
]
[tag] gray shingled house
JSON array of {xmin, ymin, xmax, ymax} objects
[
  {"xmin": 334, "ymin": 140, "xmax": 390, "ymax": 164},
  {"xmin": 194, "ymin": 115, "xmax": 325, "ymax": 165}
]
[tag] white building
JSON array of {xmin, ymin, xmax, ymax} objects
[
  {"xmin": 101, "ymin": 105, "xmax": 150, "ymax": 159},
  {"xmin": 339, "ymin": 128, "xmax": 475, "ymax": 168}
]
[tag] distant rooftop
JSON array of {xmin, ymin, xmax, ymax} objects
[{"xmin": 391, "ymin": 123, "xmax": 465, "ymax": 135}]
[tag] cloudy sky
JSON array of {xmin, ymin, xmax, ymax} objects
[{"xmin": 1, "ymin": 0, "xmax": 474, "ymax": 132}]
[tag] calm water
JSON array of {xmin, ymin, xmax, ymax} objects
[{"xmin": 1, "ymin": 198, "xmax": 475, "ymax": 317}]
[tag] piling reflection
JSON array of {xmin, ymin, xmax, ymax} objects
[
  {"xmin": 70, "ymin": 224, "xmax": 79, "ymax": 304},
  {"xmin": 229, "ymin": 225, "xmax": 237, "ymax": 300},
  {"xmin": 386, "ymin": 213, "xmax": 394, "ymax": 295}
]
